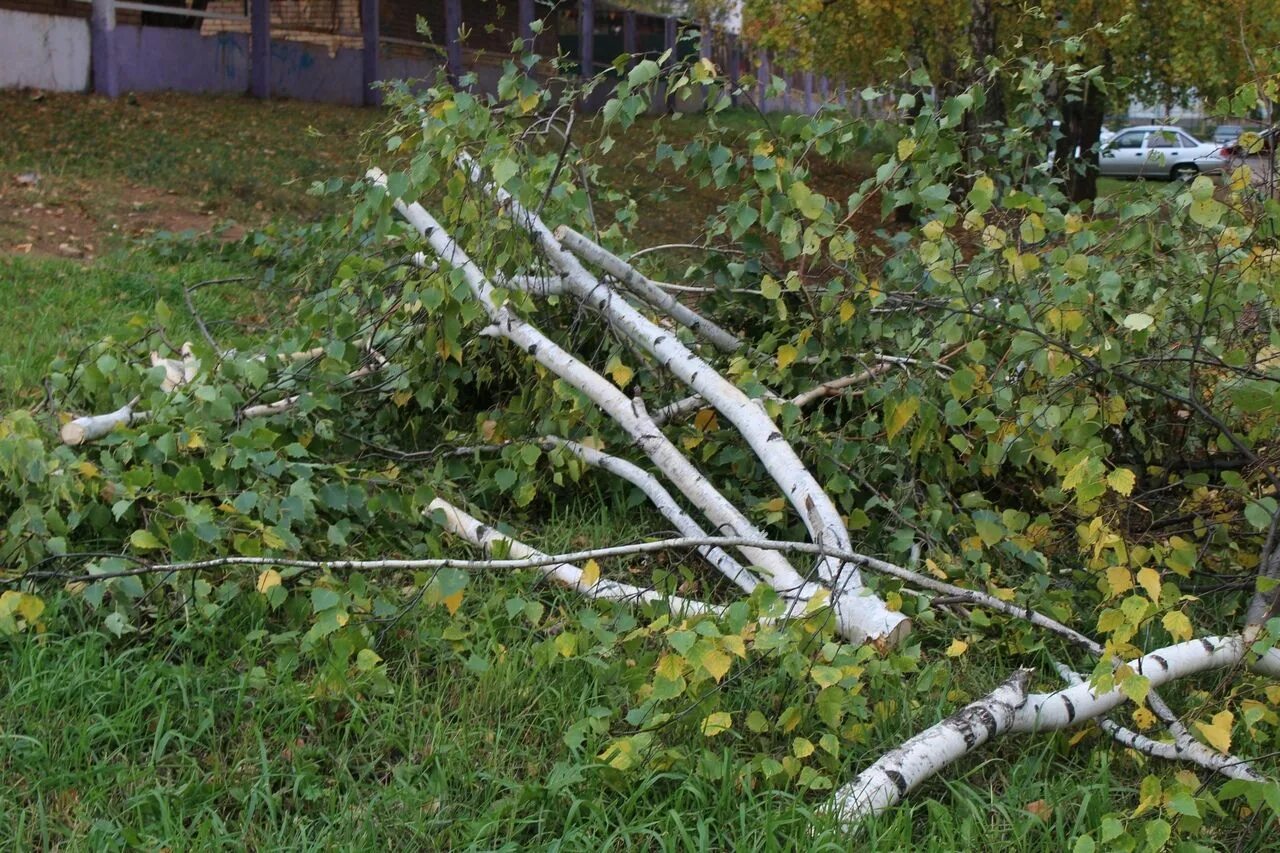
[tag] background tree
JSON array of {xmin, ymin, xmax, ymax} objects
[{"xmin": 742, "ymin": 0, "xmax": 1280, "ymax": 200}]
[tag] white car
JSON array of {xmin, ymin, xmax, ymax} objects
[{"xmin": 1098, "ymin": 126, "xmax": 1231, "ymax": 180}]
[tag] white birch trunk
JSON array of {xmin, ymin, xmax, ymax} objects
[
  {"xmin": 829, "ymin": 634, "xmax": 1280, "ymax": 824},
  {"xmin": 60, "ymin": 398, "xmax": 140, "ymax": 446},
  {"xmin": 459, "ymin": 157, "xmax": 909, "ymax": 646},
  {"xmin": 543, "ymin": 436, "xmax": 763, "ymax": 595},
  {"xmin": 368, "ymin": 168, "xmax": 843, "ymax": 636},
  {"xmin": 429, "ymin": 498, "xmax": 724, "ymax": 617},
  {"xmin": 556, "ymin": 225, "xmax": 743, "ymax": 353},
  {"xmin": 1055, "ymin": 664, "xmax": 1263, "ymax": 782}
]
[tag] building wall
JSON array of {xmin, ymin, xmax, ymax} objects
[
  {"xmin": 113, "ymin": 26, "xmax": 250, "ymax": 95},
  {"xmin": 0, "ymin": 8, "xmax": 91, "ymax": 91}
]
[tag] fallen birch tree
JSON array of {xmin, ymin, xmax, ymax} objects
[{"xmin": 9, "ymin": 51, "xmax": 1280, "ymax": 849}]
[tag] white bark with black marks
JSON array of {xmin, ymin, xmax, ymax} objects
[
  {"xmin": 429, "ymin": 498, "xmax": 724, "ymax": 617},
  {"xmin": 461, "ymin": 157, "xmax": 909, "ymax": 646},
  {"xmin": 830, "ymin": 634, "xmax": 1280, "ymax": 824},
  {"xmin": 369, "ymin": 169, "xmax": 841, "ymax": 636}
]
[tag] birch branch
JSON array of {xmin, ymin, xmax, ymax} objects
[
  {"xmin": 556, "ymin": 225, "xmax": 744, "ymax": 353},
  {"xmin": 368, "ymin": 168, "xmax": 837, "ymax": 635},
  {"xmin": 829, "ymin": 634, "xmax": 1280, "ymax": 824},
  {"xmin": 1054, "ymin": 664, "xmax": 1263, "ymax": 782},
  {"xmin": 60, "ymin": 349, "xmax": 385, "ymax": 446},
  {"xmin": 791, "ymin": 363, "xmax": 894, "ymax": 408},
  {"xmin": 460, "ymin": 156, "xmax": 910, "ymax": 646},
  {"xmin": 430, "ymin": 498, "xmax": 725, "ymax": 618},
  {"xmin": 542, "ymin": 436, "xmax": 764, "ymax": 596},
  {"xmin": 60, "ymin": 396, "xmax": 142, "ymax": 446}
]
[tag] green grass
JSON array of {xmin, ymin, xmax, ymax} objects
[
  {"xmin": 0, "ymin": 247, "xmax": 284, "ymax": 407},
  {"xmin": 0, "ymin": 504, "xmax": 1142, "ymax": 850},
  {"xmin": 1, "ymin": 93, "xmax": 1258, "ymax": 851}
]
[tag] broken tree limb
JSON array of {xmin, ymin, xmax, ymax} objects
[
  {"xmin": 555, "ymin": 225, "xmax": 744, "ymax": 353},
  {"xmin": 60, "ymin": 344, "xmax": 387, "ymax": 446},
  {"xmin": 461, "ymin": 156, "xmax": 910, "ymax": 647},
  {"xmin": 1054, "ymin": 664, "xmax": 1263, "ymax": 782},
  {"xmin": 429, "ymin": 497, "xmax": 726, "ymax": 618},
  {"xmin": 791, "ymin": 363, "xmax": 894, "ymax": 408},
  {"xmin": 830, "ymin": 669, "xmax": 1033, "ymax": 822},
  {"xmin": 368, "ymin": 168, "xmax": 842, "ymax": 638},
  {"xmin": 60, "ymin": 395, "xmax": 142, "ymax": 446},
  {"xmin": 828, "ymin": 634, "xmax": 1280, "ymax": 824},
  {"xmin": 542, "ymin": 435, "xmax": 763, "ymax": 596}
]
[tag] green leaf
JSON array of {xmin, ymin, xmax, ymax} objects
[
  {"xmin": 1189, "ymin": 197, "xmax": 1225, "ymax": 228},
  {"xmin": 810, "ymin": 665, "xmax": 843, "ymax": 688},
  {"xmin": 311, "ymin": 588, "xmax": 341, "ymax": 613},
  {"xmin": 1189, "ymin": 175, "xmax": 1215, "ymax": 201},
  {"xmin": 1123, "ymin": 313, "xmax": 1154, "ymax": 331},
  {"xmin": 129, "ymin": 530, "xmax": 163, "ymax": 550},
  {"xmin": 700, "ymin": 711, "xmax": 732, "ymax": 737},
  {"xmin": 492, "ymin": 156, "xmax": 519, "ymax": 188},
  {"xmin": 1245, "ymin": 498, "xmax": 1277, "ymax": 531},
  {"xmin": 1072, "ymin": 836, "xmax": 1096, "ymax": 853}
]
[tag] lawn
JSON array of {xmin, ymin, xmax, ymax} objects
[{"xmin": 0, "ymin": 92, "xmax": 1236, "ymax": 850}]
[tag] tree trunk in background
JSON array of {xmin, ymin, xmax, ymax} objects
[
  {"xmin": 968, "ymin": 0, "xmax": 1003, "ymax": 126},
  {"xmin": 1053, "ymin": 78, "xmax": 1107, "ymax": 203}
]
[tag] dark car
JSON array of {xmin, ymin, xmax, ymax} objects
[
  {"xmin": 1227, "ymin": 125, "xmax": 1278, "ymax": 156},
  {"xmin": 1213, "ymin": 124, "xmax": 1245, "ymax": 145}
]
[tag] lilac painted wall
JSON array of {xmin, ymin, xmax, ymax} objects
[
  {"xmin": 111, "ymin": 24, "xmax": 429, "ymax": 105},
  {"xmin": 113, "ymin": 26, "xmax": 248, "ymax": 95},
  {"xmin": 270, "ymin": 43, "xmax": 363, "ymax": 104}
]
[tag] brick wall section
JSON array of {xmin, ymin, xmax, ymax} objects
[{"xmin": 0, "ymin": 0, "xmax": 90, "ymax": 20}]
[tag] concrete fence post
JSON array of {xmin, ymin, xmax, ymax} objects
[
  {"xmin": 361, "ymin": 0, "xmax": 379, "ymax": 105},
  {"xmin": 90, "ymin": 0, "xmax": 118, "ymax": 97},
  {"xmin": 250, "ymin": 0, "xmax": 269, "ymax": 98},
  {"xmin": 579, "ymin": 0, "xmax": 594, "ymax": 79},
  {"xmin": 518, "ymin": 0, "xmax": 534, "ymax": 55},
  {"xmin": 444, "ymin": 0, "xmax": 462, "ymax": 83}
]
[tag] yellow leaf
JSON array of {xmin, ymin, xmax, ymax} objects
[
  {"xmin": 1107, "ymin": 468, "xmax": 1136, "ymax": 496},
  {"xmin": 897, "ymin": 138, "xmax": 917, "ymax": 161},
  {"xmin": 76, "ymin": 460, "xmax": 100, "ymax": 478},
  {"xmin": 886, "ymin": 396, "xmax": 919, "ymax": 440},
  {"xmin": 16, "ymin": 593, "xmax": 43, "ymax": 622},
  {"xmin": 580, "ymin": 559, "xmax": 601, "ymax": 589},
  {"xmin": 1106, "ymin": 567, "xmax": 1133, "ymax": 597},
  {"xmin": 1132, "ymin": 707, "xmax": 1157, "ymax": 731},
  {"xmin": 185, "ymin": 432, "xmax": 206, "ymax": 450},
  {"xmin": 776, "ymin": 344, "xmax": 798, "ymax": 370},
  {"xmin": 655, "ymin": 654, "xmax": 684, "ymax": 680},
  {"xmin": 256, "ymin": 569, "xmax": 283, "ymax": 594},
  {"xmin": 721, "ymin": 634, "xmax": 747, "ymax": 659},
  {"xmin": 793, "ymin": 736, "xmax": 815, "ymax": 758},
  {"xmin": 1163, "ymin": 610, "xmax": 1192, "ymax": 642},
  {"xmin": 700, "ymin": 647, "xmax": 732, "ymax": 681},
  {"xmin": 839, "ymin": 301, "xmax": 855, "ymax": 323},
  {"xmin": 693, "ymin": 408, "xmax": 718, "ymax": 432},
  {"xmin": 516, "ymin": 92, "xmax": 540, "ymax": 115},
  {"xmin": 701, "ymin": 711, "xmax": 732, "ymax": 737},
  {"xmin": 442, "ymin": 589, "xmax": 464, "ymax": 615},
  {"xmin": 600, "ymin": 737, "xmax": 636, "ymax": 770},
  {"xmin": 608, "ymin": 360, "xmax": 634, "ymax": 388},
  {"xmin": 761, "ymin": 497, "xmax": 786, "ymax": 513},
  {"xmin": 945, "ymin": 638, "xmax": 969, "ymax": 657},
  {"xmin": 1231, "ymin": 165, "xmax": 1254, "ymax": 191},
  {"xmin": 554, "ymin": 631, "xmax": 577, "ymax": 658},
  {"xmin": 1195, "ymin": 710, "xmax": 1234, "ymax": 754},
  {"xmin": 1136, "ymin": 567, "xmax": 1161, "ymax": 602}
]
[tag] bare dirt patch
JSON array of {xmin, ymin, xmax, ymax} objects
[{"xmin": 0, "ymin": 173, "xmax": 246, "ymax": 260}]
